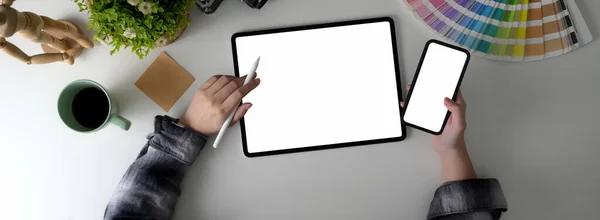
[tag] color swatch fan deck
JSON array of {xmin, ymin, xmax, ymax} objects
[{"xmin": 405, "ymin": 0, "xmax": 593, "ymax": 61}]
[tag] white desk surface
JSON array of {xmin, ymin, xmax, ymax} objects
[{"xmin": 1, "ymin": 0, "xmax": 599, "ymax": 219}]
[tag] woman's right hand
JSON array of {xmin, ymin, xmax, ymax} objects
[
  {"xmin": 431, "ymin": 91, "xmax": 467, "ymax": 154},
  {"xmin": 400, "ymin": 85, "xmax": 475, "ymax": 182},
  {"xmin": 399, "ymin": 85, "xmax": 468, "ymax": 153}
]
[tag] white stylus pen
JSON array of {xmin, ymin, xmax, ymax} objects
[{"xmin": 213, "ymin": 56, "xmax": 260, "ymax": 148}]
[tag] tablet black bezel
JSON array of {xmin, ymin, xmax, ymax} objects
[
  {"xmin": 232, "ymin": 17, "xmax": 406, "ymax": 157},
  {"xmin": 402, "ymin": 39, "xmax": 471, "ymax": 135}
]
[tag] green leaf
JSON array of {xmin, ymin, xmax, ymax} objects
[{"xmin": 72, "ymin": 0, "xmax": 195, "ymax": 59}]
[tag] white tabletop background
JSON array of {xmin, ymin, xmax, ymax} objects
[{"xmin": 1, "ymin": 0, "xmax": 599, "ymax": 219}]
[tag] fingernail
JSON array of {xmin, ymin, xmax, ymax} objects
[
  {"xmin": 246, "ymin": 103, "xmax": 253, "ymax": 110},
  {"xmin": 444, "ymin": 98, "xmax": 452, "ymax": 104}
]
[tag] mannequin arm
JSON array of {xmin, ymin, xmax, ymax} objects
[
  {"xmin": 30, "ymin": 52, "xmax": 72, "ymax": 64},
  {"xmin": 23, "ymin": 30, "xmax": 68, "ymax": 51},
  {"xmin": 0, "ymin": 37, "xmax": 73, "ymax": 64},
  {"xmin": 0, "ymin": 37, "xmax": 30, "ymax": 63},
  {"xmin": 41, "ymin": 16, "xmax": 94, "ymax": 49}
]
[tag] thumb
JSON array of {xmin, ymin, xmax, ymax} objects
[
  {"xmin": 232, "ymin": 103, "xmax": 252, "ymax": 124},
  {"xmin": 444, "ymin": 98, "xmax": 461, "ymax": 112},
  {"xmin": 444, "ymin": 98, "xmax": 465, "ymax": 127}
]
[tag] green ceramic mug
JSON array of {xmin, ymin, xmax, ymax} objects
[{"xmin": 58, "ymin": 79, "xmax": 131, "ymax": 132}]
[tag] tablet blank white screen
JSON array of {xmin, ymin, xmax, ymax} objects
[
  {"xmin": 403, "ymin": 42, "xmax": 468, "ymax": 133},
  {"xmin": 235, "ymin": 21, "xmax": 403, "ymax": 154}
]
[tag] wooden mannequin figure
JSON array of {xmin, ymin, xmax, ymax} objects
[{"xmin": 0, "ymin": 0, "xmax": 93, "ymax": 65}]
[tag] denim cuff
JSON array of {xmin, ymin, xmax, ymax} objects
[
  {"xmin": 427, "ymin": 178, "xmax": 508, "ymax": 220},
  {"xmin": 148, "ymin": 115, "xmax": 207, "ymax": 165}
]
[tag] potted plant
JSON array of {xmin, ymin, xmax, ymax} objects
[{"xmin": 73, "ymin": 0, "xmax": 194, "ymax": 59}]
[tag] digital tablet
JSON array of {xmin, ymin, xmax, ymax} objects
[{"xmin": 232, "ymin": 17, "xmax": 406, "ymax": 157}]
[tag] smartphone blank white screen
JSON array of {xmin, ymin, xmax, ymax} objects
[
  {"xmin": 234, "ymin": 21, "xmax": 404, "ymax": 154},
  {"xmin": 403, "ymin": 42, "xmax": 468, "ymax": 133}
]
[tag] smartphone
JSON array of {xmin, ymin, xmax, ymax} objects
[{"xmin": 403, "ymin": 40, "xmax": 470, "ymax": 135}]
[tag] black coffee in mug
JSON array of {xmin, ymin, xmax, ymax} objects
[
  {"xmin": 59, "ymin": 79, "xmax": 131, "ymax": 132},
  {"xmin": 71, "ymin": 87, "xmax": 110, "ymax": 129}
]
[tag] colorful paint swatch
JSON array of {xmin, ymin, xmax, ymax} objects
[{"xmin": 404, "ymin": 0, "xmax": 593, "ymax": 61}]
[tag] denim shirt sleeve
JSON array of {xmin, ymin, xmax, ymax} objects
[
  {"xmin": 103, "ymin": 115, "xmax": 207, "ymax": 220},
  {"xmin": 427, "ymin": 178, "xmax": 508, "ymax": 220}
]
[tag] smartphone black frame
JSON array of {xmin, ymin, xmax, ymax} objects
[
  {"xmin": 232, "ymin": 17, "xmax": 406, "ymax": 157},
  {"xmin": 402, "ymin": 39, "xmax": 470, "ymax": 135}
]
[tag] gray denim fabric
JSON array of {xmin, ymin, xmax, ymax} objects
[
  {"xmin": 104, "ymin": 116, "xmax": 206, "ymax": 220},
  {"xmin": 104, "ymin": 115, "xmax": 507, "ymax": 220},
  {"xmin": 428, "ymin": 179, "xmax": 507, "ymax": 219}
]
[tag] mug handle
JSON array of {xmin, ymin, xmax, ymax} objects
[{"xmin": 109, "ymin": 114, "xmax": 132, "ymax": 131}]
